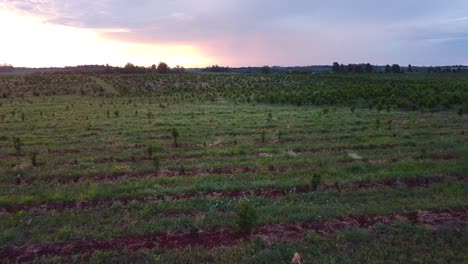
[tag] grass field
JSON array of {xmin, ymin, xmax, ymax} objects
[{"xmin": 0, "ymin": 73, "xmax": 467, "ymax": 263}]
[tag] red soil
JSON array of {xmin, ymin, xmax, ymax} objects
[{"xmin": 1, "ymin": 175, "xmax": 462, "ymax": 213}]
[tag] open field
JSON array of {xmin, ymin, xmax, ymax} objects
[{"xmin": 0, "ymin": 73, "xmax": 467, "ymax": 263}]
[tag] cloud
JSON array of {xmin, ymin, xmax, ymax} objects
[{"xmin": 2, "ymin": 0, "xmax": 468, "ymax": 66}]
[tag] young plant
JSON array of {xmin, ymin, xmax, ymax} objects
[
  {"xmin": 171, "ymin": 128, "xmax": 180, "ymax": 147},
  {"xmin": 310, "ymin": 173, "xmax": 322, "ymax": 191},
  {"xmin": 277, "ymin": 131, "xmax": 283, "ymax": 142},
  {"xmin": 152, "ymin": 155, "xmax": 161, "ymax": 172},
  {"xmin": 31, "ymin": 152, "xmax": 38, "ymax": 166},
  {"xmin": 261, "ymin": 130, "xmax": 266, "ymax": 143},
  {"xmin": 235, "ymin": 200, "xmax": 258, "ymax": 233},
  {"xmin": 12, "ymin": 137, "xmax": 21, "ymax": 153},
  {"xmin": 147, "ymin": 145, "xmax": 153, "ymax": 159}
]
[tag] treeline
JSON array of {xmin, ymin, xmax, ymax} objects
[
  {"xmin": 202, "ymin": 65, "xmax": 231, "ymax": 73},
  {"xmin": 0, "ymin": 64, "xmax": 14, "ymax": 73},
  {"xmin": 332, "ymin": 62, "xmax": 466, "ymax": 74},
  {"xmin": 119, "ymin": 62, "xmax": 185, "ymax": 74},
  {"xmin": 0, "ymin": 63, "xmax": 186, "ymax": 75}
]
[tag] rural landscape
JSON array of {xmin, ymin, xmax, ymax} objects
[
  {"xmin": 0, "ymin": 71, "xmax": 466, "ymax": 263},
  {"xmin": 1, "ymin": 0, "xmax": 468, "ymax": 263}
]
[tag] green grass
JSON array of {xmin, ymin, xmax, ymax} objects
[{"xmin": 0, "ymin": 73, "xmax": 467, "ymax": 263}]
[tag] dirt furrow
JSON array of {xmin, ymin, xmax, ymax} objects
[
  {"xmin": 1, "ymin": 175, "xmax": 463, "ymax": 213},
  {"xmin": 1, "ymin": 207, "xmax": 466, "ymax": 262}
]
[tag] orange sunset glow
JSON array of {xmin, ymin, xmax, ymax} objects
[{"xmin": 0, "ymin": 5, "xmax": 213, "ymax": 67}]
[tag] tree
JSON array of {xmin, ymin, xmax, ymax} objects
[
  {"xmin": 173, "ymin": 65, "xmax": 185, "ymax": 73},
  {"xmin": 124, "ymin": 63, "xmax": 135, "ymax": 69},
  {"xmin": 408, "ymin": 64, "xmax": 413, "ymax": 72},
  {"xmin": 355, "ymin": 64, "xmax": 364, "ymax": 74},
  {"xmin": 364, "ymin": 63, "xmax": 373, "ymax": 73},
  {"xmin": 157, "ymin": 62, "xmax": 170, "ymax": 73},
  {"xmin": 340, "ymin": 64, "xmax": 345, "ymax": 73},
  {"xmin": 384, "ymin": 64, "xmax": 391, "ymax": 73},
  {"xmin": 261, "ymin": 65, "xmax": 271, "ymax": 74},
  {"xmin": 391, "ymin": 64, "xmax": 401, "ymax": 73},
  {"xmin": 332, "ymin": 62, "xmax": 340, "ymax": 73}
]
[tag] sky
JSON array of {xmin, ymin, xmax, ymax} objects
[{"xmin": 0, "ymin": 0, "xmax": 467, "ymax": 68}]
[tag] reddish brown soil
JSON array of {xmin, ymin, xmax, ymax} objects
[
  {"xmin": 1, "ymin": 208, "xmax": 466, "ymax": 262},
  {"xmin": 1, "ymin": 175, "xmax": 463, "ymax": 213},
  {"xmin": 14, "ymin": 165, "xmax": 293, "ymax": 185}
]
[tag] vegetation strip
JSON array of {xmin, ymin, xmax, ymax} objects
[
  {"xmin": 1, "ymin": 175, "xmax": 463, "ymax": 213},
  {"xmin": 7, "ymin": 152, "xmax": 459, "ymax": 185},
  {"xmin": 1, "ymin": 207, "xmax": 466, "ymax": 262}
]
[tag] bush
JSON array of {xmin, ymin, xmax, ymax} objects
[
  {"xmin": 235, "ymin": 200, "xmax": 258, "ymax": 233},
  {"xmin": 147, "ymin": 146, "xmax": 153, "ymax": 159},
  {"xmin": 310, "ymin": 173, "xmax": 322, "ymax": 190},
  {"xmin": 31, "ymin": 152, "xmax": 38, "ymax": 166},
  {"xmin": 12, "ymin": 137, "xmax": 21, "ymax": 153},
  {"xmin": 153, "ymin": 155, "xmax": 161, "ymax": 172},
  {"xmin": 277, "ymin": 131, "xmax": 283, "ymax": 142},
  {"xmin": 171, "ymin": 128, "xmax": 179, "ymax": 147},
  {"xmin": 58, "ymin": 225, "xmax": 75, "ymax": 240}
]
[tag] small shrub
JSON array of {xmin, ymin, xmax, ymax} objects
[
  {"xmin": 235, "ymin": 200, "xmax": 258, "ymax": 233},
  {"xmin": 147, "ymin": 146, "xmax": 153, "ymax": 159},
  {"xmin": 277, "ymin": 131, "xmax": 283, "ymax": 142},
  {"xmin": 31, "ymin": 152, "xmax": 38, "ymax": 166},
  {"xmin": 458, "ymin": 107, "xmax": 464, "ymax": 116},
  {"xmin": 114, "ymin": 110, "xmax": 119, "ymax": 118},
  {"xmin": 260, "ymin": 130, "xmax": 266, "ymax": 143},
  {"xmin": 171, "ymin": 128, "xmax": 180, "ymax": 147},
  {"xmin": 58, "ymin": 225, "xmax": 75, "ymax": 240},
  {"xmin": 310, "ymin": 173, "xmax": 322, "ymax": 190},
  {"xmin": 338, "ymin": 228, "xmax": 371, "ymax": 244},
  {"xmin": 12, "ymin": 137, "xmax": 21, "ymax": 153},
  {"xmin": 152, "ymin": 155, "xmax": 161, "ymax": 172}
]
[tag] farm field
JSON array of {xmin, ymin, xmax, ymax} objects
[{"xmin": 0, "ymin": 73, "xmax": 467, "ymax": 263}]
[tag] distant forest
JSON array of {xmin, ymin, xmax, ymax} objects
[{"xmin": 0, "ymin": 62, "xmax": 466, "ymax": 75}]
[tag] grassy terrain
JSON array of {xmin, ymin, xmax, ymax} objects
[{"xmin": 0, "ymin": 73, "xmax": 467, "ymax": 263}]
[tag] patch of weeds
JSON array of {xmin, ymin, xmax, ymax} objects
[
  {"xmin": 58, "ymin": 225, "xmax": 75, "ymax": 240},
  {"xmin": 337, "ymin": 228, "xmax": 372, "ymax": 244}
]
